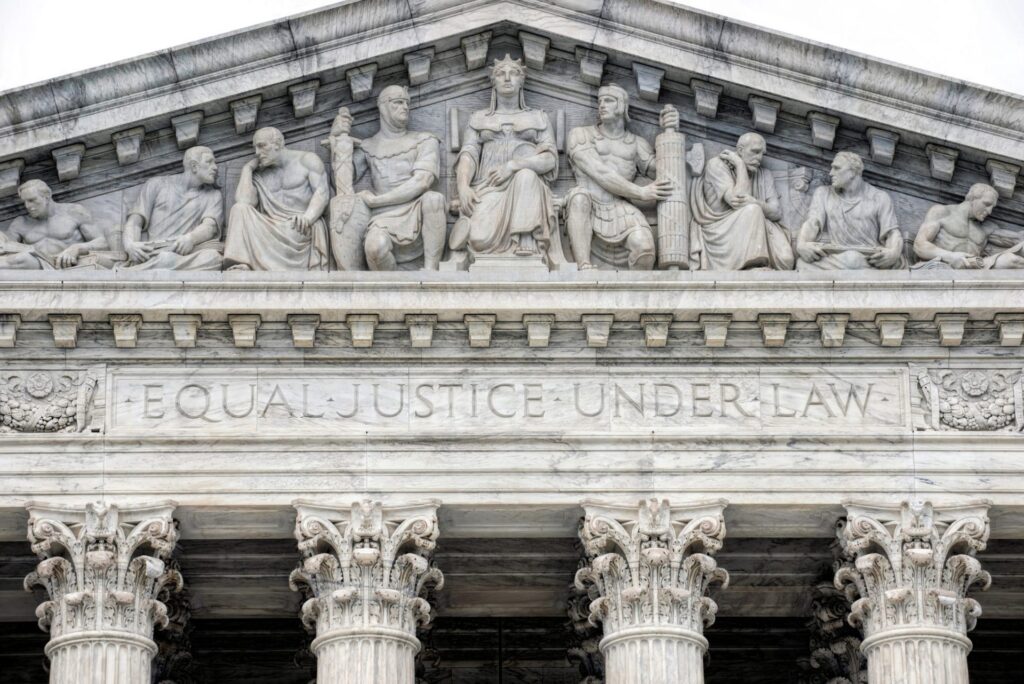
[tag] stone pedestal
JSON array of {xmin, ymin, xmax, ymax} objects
[
  {"xmin": 835, "ymin": 500, "xmax": 991, "ymax": 684},
  {"xmin": 289, "ymin": 499, "xmax": 444, "ymax": 684},
  {"xmin": 575, "ymin": 499, "xmax": 729, "ymax": 684},
  {"xmin": 23, "ymin": 501, "xmax": 181, "ymax": 684}
]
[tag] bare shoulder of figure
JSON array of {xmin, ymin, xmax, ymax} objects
[
  {"xmin": 8, "ymin": 216, "xmax": 27, "ymax": 234},
  {"xmin": 66, "ymin": 203, "xmax": 93, "ymax": 223},
  {"xmin": 299, "ymin": 150, "xmax": 326, "ymax": 173},
  {"xmin": 924, "ymin": 203, "xmax": 952, "ymax": 222}
]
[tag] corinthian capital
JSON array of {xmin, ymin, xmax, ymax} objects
[
  {"xmin": 23, "ymin": 501, "xmax": 181, "ymax": 640},
  {"xmin": 835, "ymin": 500, "xmax": 991, "ymax": 637},
  {"xmin": 289, "ymin": 499, "xmax": 444, "ymax": 636},
  {"xmin": 575, "ymin": 498, "xmax": 729, "ymax": 636}
]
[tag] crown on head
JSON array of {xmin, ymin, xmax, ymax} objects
[{"xmin": 490, "ymin": 54, "xmax": 526, "ymax": 74}]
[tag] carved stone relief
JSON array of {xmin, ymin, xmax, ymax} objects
[
  {"xmin": 566, "ymin": 554, "xmax": 605, "ymax": 683},
  {"xmin": 24, "ymin": 502, "xmax": 182, "ymax": 683},
  {"xmin": 122, "ymin": 147, "xmax": 224, "ymax": 272},
  {"xmin": 222, "ymin": 127, "xmax": 330, "ymax": 272},
  {"xmin": 326, "ymin": 86, "xmax": 446, "ymax": 271},
  {"xmin": 0, "ymin": 180, "xmax": 111, "ymax": 269},
  {"xmin": 690, "ymin": 132, "xmax": 795, "ymax": 270},
  {"xmin": 152, "ymin": 556, "xmax": 200, "ymax": 684},
  {"xmin": 796, "ymin": 152, "xmax": 906, "ymax": 271},
  {"xmin": 796, "ymin": 582, "xmax": 867, "ymax": 684},
  {"xmin": 564, "ymin": 84, "xmax": 664, "ymax": 271},
  {"xmin": 449, "ymin": 55, "xmax": 569, "ymax": 270},
  {"xmin": 0, "ymin": 367, "xmax": 103, "ymax": 433},
  {"xmin": 916, "ymin": 367, "xmax": 1023, "ymax": 431},
  {"xmin": 914, "ymin": 183, "xmax": 1024, "ymax": 270}
]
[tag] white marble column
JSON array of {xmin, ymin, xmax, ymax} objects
[
  {"xmin": 575, "ymin": 499, "xmax": 729, "ymax": 684},
  {"xmin": 289, "ymin": 499, "xmax": 443, "ymax": 684},
  {"xmin": 835, "ymin": 500, "xmax": 991, "ymax": 684},
  {"xmin": 23, "ymin": 501, "xmax": 181, "ymax": 684}
]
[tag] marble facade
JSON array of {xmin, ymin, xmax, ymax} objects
[{"xmin": 1, "ymin": 0, "xmax": 1023, "ymax": 682}]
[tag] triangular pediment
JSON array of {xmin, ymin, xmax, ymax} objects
[{"xmin": 0, "ymin": 0, "xmax": 1022, "ymax": 235}]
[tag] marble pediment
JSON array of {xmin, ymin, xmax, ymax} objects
[{"xmin": 0, "ymin": 0, "xmax": 1022, "ymax": 237}]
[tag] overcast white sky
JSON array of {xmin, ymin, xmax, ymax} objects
[{"xmin": 1, "ymin": 0, "xmax": 1023, "ymax": 95}]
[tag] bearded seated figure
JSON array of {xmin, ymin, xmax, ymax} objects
[{"xmin": 689, "ymin": 133, "xmax": 794, "ymax": 271}]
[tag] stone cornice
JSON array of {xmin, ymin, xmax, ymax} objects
[
  {"xmin": 0, "ymin": 271, "xmax": 1022, "ymax": 323},
  {"xmin": 1, "ymin": 0, "xmax": 1022, "ymax": 166}
]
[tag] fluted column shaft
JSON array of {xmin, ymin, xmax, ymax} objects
[
  {"xmin": 313, "ymin": 627, "xmax": 419, "ymax": 683},
  {"xmin": 47, "ymin": 633, "xmax": 156, "ymax": 683},
  {"xmin": 862, "ymin": 629, "xmax": 970, "ymax": 684},
  {"xmin": 835, "ymin": 500, "xmax": 991, "ymax": 684},
  {"xmin": 575, "ymin": 499, "xmax": 729, "ymax": 684},
  {"xmin": 602, "ymin": 626, "xmax": 707, "ymax": 684},
  {"xmin": 24, "ymin": 501, "xmax": 180, "ymax": 684},
  {"xmin": 290, "ymin": 499, "xmax": 444, "ymax": 684}
]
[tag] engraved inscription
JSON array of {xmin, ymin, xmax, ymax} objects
[{"xmin": 108, "ymin": 366, "xmax": 907, "ymax": 436}]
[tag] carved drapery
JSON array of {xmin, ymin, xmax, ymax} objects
[
  {"xmin": 23, "ymin": 501, "xmax": 181, "ymax": 684},
  {"xmin": 575, "ymin": 499, "xmax": 729, "ymax": 684},
  {"xmin": 834, "ymin": 500, "xmax": 991, "ymax": 684},
  {"xmin": 289, "ymin": 499, "xmax": 444, "ymax": 684}
]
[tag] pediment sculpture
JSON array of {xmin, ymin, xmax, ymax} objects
[{"xmin": 2, "ymin": 32, "xmax": 1023, "ymax": 275}]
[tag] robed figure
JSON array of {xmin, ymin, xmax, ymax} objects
[
  {"xmin": 224, "ymin": 127, "xmax": 330, "ymax": 271},
  {"xmin": 690, "ymin": 132, "xmax": 794, "ymax": 270},
  {"xmin": 450, "ymin": 55, "xmax": 568, "ymax": 268}
]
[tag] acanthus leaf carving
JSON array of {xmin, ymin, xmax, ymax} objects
[
  {"xmin": 575, "ymin": 498, "xmax": 728, "ymax": 637},
  {"xmin": 23, "ymin": 501, "xmax": 180, "ymax": 643},
  {"xmin": 834, "ymin": 500, "xmax": 991, "ymax": 639},
  {"xmin": 289, "ymin": 499, "xmax": 443, "ymax": 638}
]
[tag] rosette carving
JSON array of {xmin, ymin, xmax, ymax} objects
[
  {"xmin": 0, "ymin": 367, "xmax": 103, "ymax": 433},
  {"xmin": 23, "ymin": 501, "xmax": 180, "ymax": 641},
  {"xmin": 834, "ymin": 500, "xmax": 991, "ymax": 638},
  {"xmin": 574, "ymin": 499, "xmax": 729, "ymax": 637},
  {"xmin": 917, "ymin": 368, "xmax": 1023, "ymax": 431},
  {"xmin": 289, "ymin": 500, "xmax": 444, "ymax": 638}
]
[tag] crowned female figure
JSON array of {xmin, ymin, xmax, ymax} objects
[{"xmin": 449, "ymin": 55, "xmax": 568, "ymax": 268}]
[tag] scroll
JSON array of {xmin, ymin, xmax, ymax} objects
[{"xmin": 655, "ymin": 105, "xmax": 690, "ymax": 269}]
